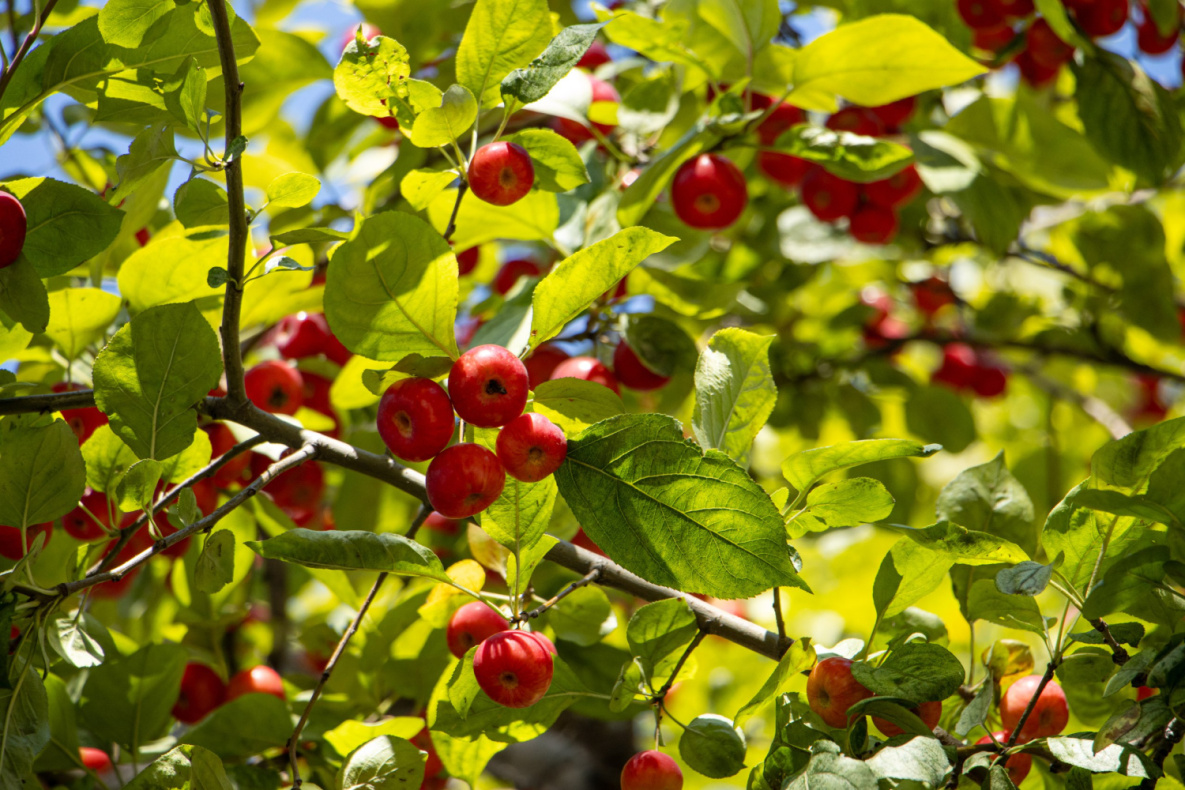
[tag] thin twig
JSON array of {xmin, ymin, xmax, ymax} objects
[
  {"xmin": 655, "ymin": 632, "xmax": 705, "ymax": 700},
  {"xmin": 442, "ymin": 182, "xmax": 468, "ymax": 243},
  {"xmin": 95, "ymin": 434, "xmax": 266, "ymax": 573},
  {"xmin": 773, "ymin": 588, "xmax": 786, "ymax": 640},
  {"xmin": 1088, "ymin": 618, "xmax": 1131, "ymax": 665},
  {"xmin": 0, "ymin": 0, "xmax": 57, "ymax": 105},
  {"xmin": 286, "ymin": 505, "xmax": 432, "ymax": 787},
  {"xmin": 206, "ymin": 0, "xmax": 249, "ymax": 405},
  {"xmin": 513, "ymin": 569, "xmax": 600, "ymax": 623}
]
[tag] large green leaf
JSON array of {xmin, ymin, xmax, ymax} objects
[
  {"xmin": 787, "ymin": 14, "xmax": 986, "ymax": 111},
  {"xmin": 0, "ymin": 665, "xmax": 49, "ymax": 790},
  {"xmin": 247, "ymin": 528, "xmax": 451, "ymax": 584},
  {"xmin": 627, "ymin": 598, "xmax": 700, "ymax": 682},
  {"xmin": 1074, "ymin": 52, "xmax": 1181, "ymax": 186},
  {"xmin": 480, "ymin": 474, "xmax": 556, "ymax": 556},
  {"xmin": 530, "ymin": 379, "xmax": 624, "ymax": 434},
  {"xmin": 791, "ymin": 478, "xmax": 895, "ymax": 537},
  {"xmin": 692, "ymin": 328, "xmax": 776, "ymax": 466},
  {"xmin": 781, "ymin": 438, "xmax": 939, "ymax": 494},
  {"xmin": 45, "ymin": 288, "xmax": 122, "ymax": 360},
  {"xmin": 1091, "ymin": 416, "xmax": 1185, "ymax": 493},
  {"xmin": 80, "ymin": 642, "xmax": 186, "ymax": 750},
  {"xmin": 501, "ymin": 23, "xmax": 606, "ymax": 105},
  {"xmin": 698, "ymin": 0, "xmax": 779, "ymax": 61},
  {"xmin": 410, "ymin": 84, "xmax": 478, "ymax": 149},
  {"xmin": 1, "ymin": 178, "xmax": 124, "ymax": 277},
  {"xmin": 529, "ymin": 228, "xmax": 676, "ymax": 350},
  {"xmin": 341, "ymin": 735, "xmax": 426, "ymax": 790},
  {"xmin": 851, "ymin": 642, "xmax": 964, "ymax": 704},
  {"xmin": 935, "ymin": 453, "xmax": 1037, "ymax": 556},
  {"xmin": 334, "ymin": 35, "xmax": 413, "ymax": 123},
  {"xmin": 428, "ymin": 187, "xmax": 559, "ymax": 248},
  {"xmin": 504, "ymin": 128, "xmax": 590, "ymax": 192},
  {"xmin": 966, "ymin": 578, "xmax": 1046, "ymax": 636},
  {"xmin": 92, "ymin": 301, "xmax": 223, "ymax": 461},
  {"xmin": 893, "ymin": 521, "xmax": 1030, "ymax": 566},
  {"xmin": 873, "ymin": 540, "xmax": 954, "ymax": 620},
  {"xmin": 0, "ymin": 420, "xmax": 85, "ymax": 530},
  {"xmin": 456, "ymin": 0, "xmax": 552, "ymax": 108},
  {"xmin": 0, "ymin": 260, "xmax": 48, "ymax": 333},
  {"xmin": 180, "ymin": 695, "xmax": 292, "ymax": 760},
  {"xmin": 117, "ymin": 232, "xmax": 226, "ymax": 312},
  {"xmin": 97, "ymin": 0, "xmax": 174, "ymax": 47},
  {"xmin": 324, "ymin": 211, "xmax": 459, "ymax": 361},
  {"xmin": 554, "ymin": 414, "xmax": 805, "ymax": 598}
]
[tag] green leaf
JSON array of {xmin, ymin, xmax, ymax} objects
[
  {"xmin": 954, "ymin": 680, "xmax": 993, "ymax": 737},
  {"xmin": 0, "ymin": 259, "xmax": 49, "ymax": 333},
  {"xmin": 1092, "ymin": 416, "xmax": 1185, "ymax": 492},
  {"xmin": 180, "ymin": 695, "xmax": 292, "ymax": 760},
  {"xmin": 194, "ymin": 530, "xmax": 236, "ymax": 594},
  {"xmin": 782, "ymin": 439, "xmax": 939, "ymax": 493},
  {"xmin": 410, "ymin": 84, "xmax": 478, "ymax": 148},
  {"xmin": 0, "ymin": 666, "xmax": 49, "ymax": 789},
  {"xmin": 124, "ymin": 745, "xmax": 202, "ymax": 790},
  {"xmin": 617, "ymin": 124, "xmax": 721, "ymax": 227},
  {"xmin": 44, "ymin": 287, "xmax": 122, "ymax": 360},
  {"xmin": 698, "ymin": 0, "xmax": 780, "ymax": 60},
  {"xmin": 996, "ymin": 561, "xmax": 1055, "ymax": 596},
  {"xmin": 0, "ymin": 419, "xmax": 86, "ymax": 528},
  {"xmin": 785, "ymin": 742, "xmax": 879, "ymax": 790},
  {"xmin": 851, "ymin": 642, "xmax": 964, "ymax": 704},
  {"xmin": 501, "ymin": 23, "xmax": 607, "ymax": 105},
  {"xmin": 271, "ymin": 226, "xmax": 352, "ymax": 246},
  {"xmin": 543, "ymin": 585, "xmax": 615, "ymax": 647},
  {"xmin": 896, "ymin": 521, "xmax": 1030, "ymax": 566},
  {"xmin": 265, "ymin": 172, "xmax": 321, "ymax": 209},
  {"xmin": 864, "ymin": 732, "xmax": 952, "ymax": 785},
  {"xmin": 1074, "ymin": 52, "xmax": 1181, "ymax": 186},
  {"xmin": 481, "ymin": 473, "xmax": 556, "ymax": 555},
  {"xmin": 792, "ymin": 478, "xmax": 895, "ymax": 537},
  {"xmin": 114, "ymin": 458, "xmax": 163, "ymax": 512},
  {"xmin": 735, "ymin": 639, "xmax": 815, "ymax": 727},
  {"xmin": 247, "ymin": 528, "xmax": 450, "ymax": 583},
  {"xmin": 324, "ymin": 211, "xmax": 459, "ymax": 361},
  {"xmin": 621, "ymin": 314, "xmax": 699, "ymax": 378},
  {"xmin": 165, "ymin": 57, "xmax": 207, "ymax": 132},
  {"xmin": 1081, "ymin": 546, "xmax": 1166, "ymax": 623},
  {"xmin": 80, "ymin": 642, "xmax": 186, "ymax": 749},
  {"xmin": 936, "ymin": 453, "xmax": 1037, "ymax": 556},
  {"xmin": 966, "ymin": 578, "xmax": 1046, "ymax": 636},
  {"xmin": 174, "ymin": 178, "xmax": 229, "ymax": 228},
  {"xmin": 692, "ymin": 328, "xmax": 776, "ymax": 466},
  {"xmin": 530, "ymin": 228, "xmax": 676, "ymax": 350},
  {"xmin": 456, "ymin": 0, "xmax": 553, "ymax": 109},
  {"xmin": 530, "ymin": 378, "xmax": 625, "ymax": 434},
  {"xmin": 1038, "ymin": 737, "xmax": 1154, "ymax": 776},
  {"xmin": 402, "ymin": 169, "xmax": 460, "ymax": 212},
  {"xmin": 680, "ymin": 714, "xmax": 747, "ymax": 778},
  {"xmin": 1074, "ymin": 488, "xmax": 1182, "ymax": 529},
  {"xmin": 112, "ymin": 123, "xmax": 178, "ymax": 204},
  {"xmin": 627, "ymin": 598, "xmax": 699, "ymax": 682},
  {"xmin": 324, "ymin": 718, "xmax": 424, "ymax": 758},
  {"xmin": 906, "ymin": 385, "xmax": 976, "ymax": 454},
  {"xmin": 341, "ymin": 735, "xmax": 426, "ymax": 790},
  {"xmin": 874, "ymin": 540, "xmax": 953, "ymax": 620},
  {"xmin": 92, "ymin": 301, "xmax": 223, "ymax": 461},
  {"xmin": 428, "ymin": 187, "xmax": 559, "ymax": 249},
  {"xmin": 97, "ymin": 0, "xmax": 174, "ymax": 47},
  {"xmin": 2, "ymin": 177, "xmax": 124, "ymax": 277},
  {"xmin": 334, "ymin": 35, "xmax": 413, "ymax": 122},
  {"xmin": 505, "ymin": 128, "xmax": 590, "ymax": 192},
  {"xmin": 770, "ymin": 126, "xmax": 914, "ymax": 183},
  {"xmin": 788, "ymin": 14, "xmax": 987, "ymax": 111},
  {"xmin": 556, "ymin": 414, "xmax": 805, "ymax": 598},
  {"xmin": 34, "ymin": 674, "xmax": 79, "ymax": 773}
]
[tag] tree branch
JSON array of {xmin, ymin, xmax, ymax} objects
[
  {"xmin": 0, "ymin": 388, "xmax": 96, "ymax": 415},
  {"xmin": 286, "ymin": 505, "xmax": 433, "ymax": 788},
  {"xmin": 206, "ymin": 0, "xmax": 249, "ymax": 405},
  {"xmin": 1088, "ymin": 618, "xmax": 1131, "ymax": 665},
  {"xmin": 513, "ymin": 568, "xmax": 600, "ymax": 624},
  {"xmin": 1139, "ymin": 717, "xmax": 1184, "ymax": 790}
]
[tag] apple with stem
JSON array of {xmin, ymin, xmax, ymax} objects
[
  {"xmin": 448, "ymin": 344, "xmax": 530, "ymax": 428},
  {"xmin": 496, "ymin": 413, "xmax": 567, "ymax": 483},
  {"xmin": 473, "ymin": 630, "xmax": 554, "ymax": 708},
  {"xmin": 426, "ymin": 443, "xmax": 506, "ymax": 519},
  {"xmin": 377, "ymin": 377, "xmax": 455, "ymax": 462},
  {"xmin": 550, "ymin": 356, "xmax": 620, "ymax": 395},
  {"xmin": 621, "ymin": 750, "xmax": 683, "ymax": 790},
  {"xmin": 468, "ymin": 142, "xmax": 534, "ymax": 206}
]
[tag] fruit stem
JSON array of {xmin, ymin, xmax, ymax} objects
[{"xmin": 512, "ymin": 568, "xmax": 600, "ymax": 624}]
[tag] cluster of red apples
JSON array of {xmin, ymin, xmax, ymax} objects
[
  {"xmin": 808, "ymin": 657, "xmax": 1069, "ymax": 784},
  {"xmin": 961, "ymin": 0, "xmax": 1180, "ymax": 88}
]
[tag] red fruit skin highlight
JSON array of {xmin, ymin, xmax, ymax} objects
[
  {"xmin": 226, "ymin": 665, "xmax": 285, "ymax": 702},
  {"xmin": 550, "ymin": 356, "xmax": 621, "ymax": 395},
  {"xmin": 473, "ymin": 630, "xmax": 554, "ymax": 708},
  {"xmin": 376, "ymin": 377, "xmax": 455, "ymax": 462},
  {"xmin": 448, "ymin": 345, "xmax": 530, "ymax": 428}
]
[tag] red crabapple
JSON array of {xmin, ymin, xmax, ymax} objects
[
  {"xmin": 377, "ymin": 378, "xmax": 455, "ymax": 462},
  {"xmin": 670, "ymin": 154, "xmax": 748, "ymax": 230},
  {"xmin": 976, "ymin": 732, "xmax": 1032, "ymax": 784},
  {"xmin": 205, "ymin": 423, "xmax": 252, "ymax": 488},
  {"xmin": 1026, "ymin": 18, "xmax": 1074, "ymax": 68},
  {"xmin": 0, "ymin": 191, "xmax": 26, "ymax": 268},
  {"xmin": 849, "ymin": 204, "xmax": 900, "ymax": 245},
  {"xmin": 172, "ymin": 663, "xmax": 227, "ymax": 724},
  {"xmin": 456, "ymin": 246, "xmax": 480, "ymax": 275},
  {"xmin": 52, "ymin": 382, "xmax": 108, "ymax": 444},
  {"xmin": 273, "ymin": 312, "xmax": 333, "ymax": 359},
  {"xmin": 868, "ymin": 97, "xmax": 917, "ymax": 130},
  {"xmin": 621, "ymin": 750, "xmax": 683, "ymax": 790},
  {"xmin": 806, "ymin": 657, "xmax": 875, "ymax": 728},
  {"xmin": 826, "ymin": 107, "xmax": 884, "ymax": 137},
  {"xmin": 524, "ymin": 344, "xmax": 570, "ymax": 389},
  {"xmin": 424, "ymin": 512, "xmax": 464, "ymax": 535},
  {"xmin": 448, "ymin": 345, "xmax": 530, "ymax": 428},
  {"xmin": 577, "ymin": 40, "xmax": 612, "ymax": 69},
  {"xmin": 468, "ymin": 142, "xmax": 535, "ymax": 206},
  {"xmin": 0, "ymin": 522, "xmax": 51, "ymax": 559},
  {"xmin": 1137, "ymin": 5, "xmax": 1180, "ymax": 54},
  {"xmin": 495, "ymin": 413, "xmax": 567, "ymax": 483},
  {"xmin": 550, "ymin": 356, "xmax": 620, "ymax": 395},
  {"xmin": 759, "ymin": 153, "xmax": 812, "ymax": 188},
  {"xmin": 1000, "ymin": 675, "xmax": 1069, "ymax": 741},
  {"xmin": 226, "ymin": 665, "xmax": 285, "ymax": 702},
  {"xmin": 1017, "ymin": 48, "xmax": 1061, "ymax": 87},
  {"xmin": 63, "ymin": 489, "xmax": 113, "ymax": 541},
  {"xmin": 80, "ymin": 747, "xmax": 112, "ymax": 773},
  {"xmin": 801, "ymin": 169, "xmax": 860, "ymax": 222},
  {"xmin": 864, "ymin": 165, "xmax": 923, "ymax": 209},
  {"xmin": 756, "ymin": 103, "xmax": 806, "ymax": 145},
  {"xmin": 473, "ymin": 630, "xmax": 554, "ymax": 708},
  {"xmin": 426, "ymin": 443, "xmax": 507, "ymax": 519},
  {"xmin": 958, "ymin": 0, "xmax": 1006, "ymax": 29},
  {"xmin": 446, "ymin": 601, "xmax": 510, "ymax": 658},
  {"xmin": 244, "ymin": 360, "xmax": 304, "ymax": 415},
  {"xmin": 1074, "ymin": 0, "xmax": 1129, "ymax": 38},
  {"xmin": 613, "ymin": 342, "xmax": 669, "ymax": 391},
  {"xmin": 493, "ymin": 258, "xmax": 541, "ymax": 296}
]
